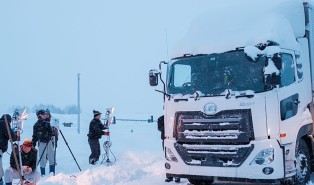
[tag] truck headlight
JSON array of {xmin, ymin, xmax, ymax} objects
[
  {"xmin": 250, "ymin": 148, "xmax": 274, "ymax": 165},
  {"xmin": 165, "ymin": 147, "xmax": 178, "ymax": 162}
]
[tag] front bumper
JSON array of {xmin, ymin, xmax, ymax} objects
[{"xmin": 164, "ymin": 139, "xmax": 284, "ymax": 181}]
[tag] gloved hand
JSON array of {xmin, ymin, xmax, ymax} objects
[{"xmin": 22, "ymin": 166, "xmax": 32, "ymax": 175}]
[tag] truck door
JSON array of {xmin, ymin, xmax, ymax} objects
[{"xmin": 277, "ymin": 50, "xmax": 302, "ymax": 144}]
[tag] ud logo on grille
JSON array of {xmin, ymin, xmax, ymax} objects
[{"xmin": 204, "ymin": 103, "xmax": 217, "ymax": 115}]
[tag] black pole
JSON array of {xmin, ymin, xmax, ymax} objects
[
  {"xmin": 37, "ymin": 142, "xmax": 49, "ymax": 166},
  {"xmin": 54, "ymin": 142, "xmax": 57, "ymax": 166},
  {"xmin": 59, "ymin": 129, "xmax": 81, "ymax": 171},
  {"xmin": 53, "ymin": 140, "xmax": 57, "ymax": 176}
]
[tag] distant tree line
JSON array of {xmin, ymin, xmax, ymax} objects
[{"xmin": 8, "ymin": 104, "xmax": 81, "ymax": 114}]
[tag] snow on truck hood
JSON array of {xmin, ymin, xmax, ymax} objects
[{"xmin": 171, "ymin": 0, "xmax": 305, "ymax": 57}]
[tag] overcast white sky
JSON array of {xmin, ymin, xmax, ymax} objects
[
  {"xmin": 1, "ymin": 0, "xmax": 299, "ymax": 117},
  {"xmin": 0, "ymin": 0, "xmax": 199, "ymax": 117}
]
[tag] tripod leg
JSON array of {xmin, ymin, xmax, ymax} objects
[
  {"xmin": 37, "ymin": 142, "xmax": 49, "ymax": 167},
  {"xmin": 100, "ymin": 143, "xmax": 109, "ymax": 165},
  {"xmin": 59, "ymin": 130, "xmax": 81, "ymax": 171}
]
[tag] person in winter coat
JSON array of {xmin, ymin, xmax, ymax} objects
[
  {"xmin": 31, "ymin": 109, "xmax": 52, "ymax": 176},
  {"xmin": 87, "ymin": 110, "xmax": 108, "ymax": 165},
  {"xmin": 157, "ymin": 115, "xmax": 165, "ymax": 148},
  {"xmin": 157, "ymin": 115, "xmax": 180, "ymax": 183},
  {"xmin": 39, "ymin": 109, "xmax": 57, "ymax": 176},
  {"xmin": 0, "ymin": 114, "xmax": 16, "ymax": 185},
  {"xmin": 4, "ymin": 139, "xmax": 40, "ymax": 185}
]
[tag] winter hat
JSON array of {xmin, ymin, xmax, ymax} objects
[
  {"xmin": 23, "ymin": 139, "xmax": 32, "ymax": 147},
  {"xmin": 1, "ymin": 114, "xmax": 11, "ymax": 123},
  {"xmin": 45, "ymin": 109, "xmax": 51, "ymax": 115},
  {"xmin": 93, "ymin": 110, "xmax": 102, "ymax": 117},
  {"xmin": 36, "ymin": 109, "xmax": 45, "ymax": 116}
]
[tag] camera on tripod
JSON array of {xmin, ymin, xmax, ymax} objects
[
  {"xmin": 11, "ymin": 109, "xmax": 28, "ymax": 142},
  {"xmin": 103, "ymin": 107, "xmax": 114, "ymax": 136},
  {"xmin": 104, "ymin": 107, "xmax": 114, "ymax": 126}
]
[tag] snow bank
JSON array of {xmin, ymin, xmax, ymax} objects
[
  {"xmin": 9, "ymin": 113, "xmax": 177, "ymax": 185},
  {"xmin": 38, "ymin": 151, "xmax": 166, "ymax": 185},
  {"xmin": 172, "ymin": 0, "xmax": 304, "ymax": 57}
]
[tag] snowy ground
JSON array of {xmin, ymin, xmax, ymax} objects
[{"xmin": 2, "ymin": 113, "xmax": 314, "ymax": 185}]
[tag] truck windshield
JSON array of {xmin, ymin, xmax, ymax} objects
[{"xmin": 167, "ymin": 50, "xmax": 267, "ymax": 95}]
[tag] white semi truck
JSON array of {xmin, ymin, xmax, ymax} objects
[{"xmin": 149, "ymin": 0, "xmax": 314, "ymax": 184}]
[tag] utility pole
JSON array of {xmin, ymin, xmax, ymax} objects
[{"xmin": 77, "ymin": 73, "xmax": 80, "ymax": 134}]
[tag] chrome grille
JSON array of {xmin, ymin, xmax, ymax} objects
[{"xmin": 174, "ymin": 109, "xmax": 254, "ymax": 167}]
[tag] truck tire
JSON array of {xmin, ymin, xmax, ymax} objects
[
  {"xmin": 294, "ymin": 139, "xmax": 311, "ymax": 185},
  {"xmin": 188, "ymin": 179, "xmax": 214, "ymax": 185}
]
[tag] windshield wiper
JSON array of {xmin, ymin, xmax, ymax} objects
[
  {"xmin": 235, "ymin": 94, "xmax": 254, "ymax": 98},
  {"xmin": 235, "ymin": 91, "xmax": 255, "ymax": 98},
  {"xmin": 225, "ymin": 89, "xmax": 231, "ymax": 99},
  {"xmin": 174, "ymin": 93, "xmax": 225, "ymax": 102},
  {"xmin": 181, "ymin": 82, "xmax": 200, "ymax": 101},
  {"xmin": 199, "ymin": 94, "xmax": 225, "ymax": 98},
  {"xmin": 174, "ymin": 98, "xmax": 188, "ymax": 102},
  {"xmin": 155, "ymin": 90, "xmax": 171, "ymax": 99}
]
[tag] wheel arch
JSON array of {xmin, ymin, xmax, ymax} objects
[{"xmin": 296, "ymin": 123, "xmax": 314, "ymax": 171}]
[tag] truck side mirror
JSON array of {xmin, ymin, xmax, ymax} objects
[
  {"xmin": 149, "ymin": 69, "xmax": 159, "ymax": 86},
  {"xmin": 265, "ymin": 73, "xmax": 281, "ymax": 86}
]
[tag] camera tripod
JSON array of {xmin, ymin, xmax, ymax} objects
[
  {"xmin": 100, "ymin": 129, "xmax": 116, "ymax": 166},
  {"xmin": 100, "ymin": 108, "xmax": 116, "ymax": 166}
]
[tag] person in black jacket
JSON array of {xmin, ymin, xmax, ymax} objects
[
  {"xmin": 157, "ymin": 115, "xmax": 165, "ymax": 148},
  {"xmin": 4, "ymin": 139, "xmax": 40, "ymax": 185},
  {"xmin": 0, "ymin": 114, "xmax": 16, "ymax": 185},
  {"xmin": 157, "ymin": 115, "xmax": 180, "ymax": 183},
  {"xmin": 87, "ymin": 110, "xmax": 107, "ymax": 165},
  {"xmin": 32, "ymin": 109, "xmax": 52, "ymax": 176}
]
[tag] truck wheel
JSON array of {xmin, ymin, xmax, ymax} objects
[
  {"xmin": 188, "ymin": 179, "xmax": 214, "ymax": 185},
  {"xmin": 293, "ymin": 139, "xmax": 311, "ymax": 185}
]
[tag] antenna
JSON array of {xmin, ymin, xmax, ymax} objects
[{"xmin": 165, "ymin": 29, "xmax": 169, "ymax": 61}]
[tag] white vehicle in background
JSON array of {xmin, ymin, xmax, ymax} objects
[{"xmin": 149, "ymin": 0, "xmax": 314, "ymax": 184}]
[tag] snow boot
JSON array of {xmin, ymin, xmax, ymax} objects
[
  {"xmin": 165, "ymin": 177, "xmax": 173, "ymax": 182},
  {"xmin": 40, "ymin": 167, "xmax": 45, "ymax": 176},
  {"xmin": 89, "ymin": 158, "xmax": 96, "ymax": 165},
  {"xmin": 49, "ymin": 165, "xmax": 55, "ymax": 175},
  {"xmin": 175, "ymin": 178, "xmax": 180, "ymax": 183}
]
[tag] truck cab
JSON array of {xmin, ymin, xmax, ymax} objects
[{"xmin": 150, "ymin": 0, "xmax": 314, "ymax": 184}]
